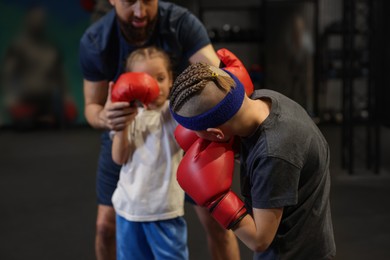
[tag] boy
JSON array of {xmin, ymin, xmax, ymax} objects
[{"xmin": 169, "ymin": 63, "xmax": 336, "ymax": 259}]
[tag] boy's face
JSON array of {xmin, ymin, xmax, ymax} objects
[
  {"xmin": 130, "ymin": 56, "xmax": 172, "ymax": 109},
  {"xmin": 110, "ymin": 0, "xmax": 158, "ymax": 45}
]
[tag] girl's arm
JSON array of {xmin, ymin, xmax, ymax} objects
[
  {"xmin": 112, "ymin": 126, "xmax": 130, "ymax": 165},
  {"xmin": 111, "ymin": 110, "xmax": 137, "ymax": 165}
]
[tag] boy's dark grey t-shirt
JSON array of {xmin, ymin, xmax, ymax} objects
[{"xmin": 240, "ymin": 89, "xmax": 336, "ymax": 260}]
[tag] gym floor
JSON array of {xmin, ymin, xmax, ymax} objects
[{"xmin": 0, "ymin": 125, "xmax": 389, "ymax": 260}]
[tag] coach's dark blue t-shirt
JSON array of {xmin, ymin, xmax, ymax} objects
[
  {"xmin": 240, "ymin": 89, "xmax": 336, "ymax": 260},
  {"xmin": 79, "ymin": 1, "xmax": 210, "ymax": 82}
]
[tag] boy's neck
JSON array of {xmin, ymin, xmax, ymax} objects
[{"xmin": 234, "ymin": 98, "xmax": 271, "ymax": 138}]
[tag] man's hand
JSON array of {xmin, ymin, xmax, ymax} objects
[{"xmin": 99, "ymin": 82, "xmax": 137, "ymax": 131}]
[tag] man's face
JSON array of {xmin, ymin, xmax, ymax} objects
[{"xmin": 110, "ymin": 0, "xmax": 158, "ymax": 46}]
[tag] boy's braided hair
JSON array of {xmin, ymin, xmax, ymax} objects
[{"xmin": 170, "ymin": 62, "xmax": 235, "ymax": 112}]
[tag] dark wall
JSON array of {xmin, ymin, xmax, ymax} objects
[
  {"xmin": 373, "ymin": 0, "xmax": 390, "ymax": 126},
  {"xmin": 0, "ymin": 0, "xmax": 91, "ymax": 125}
]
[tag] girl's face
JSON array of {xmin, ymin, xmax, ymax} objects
[{"xmin": 130, "ymin": 56, "xmax": 172, "ymax": 109}]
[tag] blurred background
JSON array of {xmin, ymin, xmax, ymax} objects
[{"xmin": 0, "ymin": 0, "xmax": 389, "ymax": 259}]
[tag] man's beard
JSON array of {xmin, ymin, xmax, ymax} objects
[{"xmin": 118, "ymin": 16, "xmax": 157, "ymax": 46}]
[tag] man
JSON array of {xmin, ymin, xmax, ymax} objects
[
  {"xmin": 169, "ymin": 63, "xmax": 336, "ymax": 259},
  {"xmin": 79, "ymin": 1, "xmax": 239, "ymax": 259}
]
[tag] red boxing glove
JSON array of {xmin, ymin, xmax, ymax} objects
[
  {"xmin": 177, "ymin": 138, "xmax": 247, "ymax": 229},
  {"xmin": 111, "ymin": 72, "xmax": 160, "ymax": 105},
  {"xmin": 217, "ymin": 48, "xmax": 254, "ymax": 96},
  {"xmin": 174, "ymin": 124, "xmax": 199, "ymax": 152}
]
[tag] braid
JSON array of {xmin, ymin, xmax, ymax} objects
[
  {"xmin": 170, "ymin": 63, "xmax": 210, "ymax": 111},
  {"xmin": 170, "ymin": 63, "xmax": 235, "ymax": 112}
]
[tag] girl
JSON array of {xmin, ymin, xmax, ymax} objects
[{"xmin": 111, "ymin": 46, "xmax": 188, "ymax": 260}]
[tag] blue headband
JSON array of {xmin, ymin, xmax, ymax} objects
[{"xmin": 170, "ymin": 69, "xmax": 245, "ymax": 131}]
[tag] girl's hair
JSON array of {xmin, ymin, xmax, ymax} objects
[
  {"xmin": 125, "ymin": 46, "xmax": 172, "ymax": 75},
  {"xmin": 169, "ymin": 62, "xmax": 235, "ymax": 112}
]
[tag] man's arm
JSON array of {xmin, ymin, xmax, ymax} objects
[
  {"xmin": 189, "ymin": 44, "xmax": 220, "ymax": 67},
  {"xmin": 233, "ymin": 207, "xmax": 283, "ymax": 253},
  {"xmin": 83, "ymin": 79, "xmax": 134, "ymax": 131}
]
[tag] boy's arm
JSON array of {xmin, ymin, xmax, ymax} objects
[{"xmin": 233, "ymin": 207, "xmax": 283, "ymax": 253}]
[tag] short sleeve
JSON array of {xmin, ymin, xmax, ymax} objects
[
  {"xmin": 79, "ymin": 34, "xmax": 106, "ymax": 81},
  {"xmin": 176, "ymin": 12, "xmax": 211, "ymax": 60},
  {"xmin": 250, "ymin": 156, "xmax": 300, "ymax": 209}
]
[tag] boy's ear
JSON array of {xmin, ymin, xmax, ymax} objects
[{"xmin": 206, "ymin": 128, "xmax": 225, "ymax": 140}]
